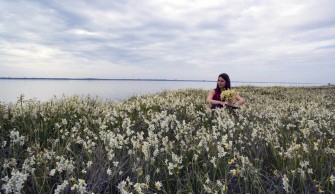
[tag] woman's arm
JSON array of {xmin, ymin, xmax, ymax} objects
[
  {"xmin": 235, "ymin": 94, "xmax": 245, "ymax": 106},
  {"xmin": 225, "ymin": 94, "xmax": 245, "ymax": 107},
  {"xmin": 206, "ymin": 89, "xmax": 225, "ymax": 106}
]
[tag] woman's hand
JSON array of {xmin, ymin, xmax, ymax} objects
[{"xmin": 225, "ymin": 101, "xmax": 237, "ymax": 107}]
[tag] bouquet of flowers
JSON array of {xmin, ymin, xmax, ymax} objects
[{"xmin": 220, "ymin": 89, "xmax": 237, "ymax": 102}]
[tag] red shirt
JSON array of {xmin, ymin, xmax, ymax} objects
[{"xmin": 212, "ymin": 89, "xmax": 223, "ymax": 109}]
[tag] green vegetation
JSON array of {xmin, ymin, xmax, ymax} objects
[{"xmin": 1, "ymin": 86, "xmax": 335, "ymax": 193}]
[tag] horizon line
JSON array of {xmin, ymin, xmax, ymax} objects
[{"xmin": 0, "ymin": 77, "xmax": 329, "ymax": 85}]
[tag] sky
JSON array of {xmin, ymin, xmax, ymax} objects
[{"xmin": 1, "ymin": 0, "xmax": 334, "ymax": 84}]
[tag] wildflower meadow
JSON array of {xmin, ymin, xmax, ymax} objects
[{"xmin": 0, "ymin": 86, "xmax": 334, "ymax": 193}]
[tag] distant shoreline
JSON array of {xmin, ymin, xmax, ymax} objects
[
  {"xmin": 0, "ymin": 77, "xmax": 328, "ymax": 85},
  {"xmin": 0, "ymin": 77, "xmax": 214, "ymax": 82}
]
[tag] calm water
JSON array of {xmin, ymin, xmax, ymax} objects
[
  {"xmin": 0, "ymin": 79, "xmax": 323, "ymax": 103},
  {"xmin": 0, "ymin": 79, "xmax": 217, "ymax": 103}
]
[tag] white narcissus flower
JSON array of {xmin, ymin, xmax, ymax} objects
[
  {"xmin": 87, "ymin": 160, "xmax": 93, "ymax": 168},
  {"xmin": 50, "ymin": 169, "xmax": 56, "ymax": 176},
  {"xmin": 62, "ymin": 119, "xmax": 67, "ymax": 125},
  {"xmin": 330, "ymin": 175, "xmax": 335, "ymax": 185},
  {"xmin": 54, "ymin": 180, "xmax": 69, "ymax": 194},
  {"xmin": 155, "ymin": 181, "xmax": 162, "ymax": 190},
  {"xmin": 107, "ymin": 168, "xmax": 112, "ymax": 176},
  {"xmin": 282, "ymin": 174, "xmax": 289, "ymax": 193}
]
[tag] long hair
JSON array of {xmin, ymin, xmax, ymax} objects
[{"xmin": 215, "ymin": 73, "xmax": 231, "ymax": 92}]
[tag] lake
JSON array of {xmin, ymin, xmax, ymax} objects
[
  {"xmin": 0, "ymin": 79, "xmax": 322, "ymax": 103},
  {"xmin": 0, "ymin": 79, "xmax": 217, "ymax": 103}
]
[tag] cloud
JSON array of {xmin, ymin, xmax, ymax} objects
[{"xmin": 0, "ymin": 0, "xmax": 334, "ymax": 83}]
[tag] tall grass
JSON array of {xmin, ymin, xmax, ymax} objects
[{"xmin": 0, "ymin": 86, "xmax": 334, "ymax": 193}]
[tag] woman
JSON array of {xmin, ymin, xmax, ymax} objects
[{"xmin": 207, "ymin": 73, "xmax": 245, "ymax": 109}]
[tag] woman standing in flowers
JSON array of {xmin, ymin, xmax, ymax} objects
[{"xmin": 207, "ymin": 73, "xmax": 245, "ymax": 109}]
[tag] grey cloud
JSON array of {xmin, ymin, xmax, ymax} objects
[{"xmin": 0, "ymin": 0, "xmax": 334, "ymax": 83}]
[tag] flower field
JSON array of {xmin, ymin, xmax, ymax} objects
[{"xmin": 1, "ymin": 86, "xmax": 335, "ymax": 193}]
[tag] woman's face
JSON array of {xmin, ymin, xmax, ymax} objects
[{"xmin": 217, "ymin": 76, "xmax": 226, "ymax": 89}]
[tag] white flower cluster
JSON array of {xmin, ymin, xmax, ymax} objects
[
  {"xmin": 1, "ymin": 170, "xmax": 29, "ymax": 193},
  {"xmin": 9, "ymin": 129, "xmax": 25, "ymax": 146},
  {"xmin": 0, "ymin": 87, "xmax": 334, "ymax": 193}
]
